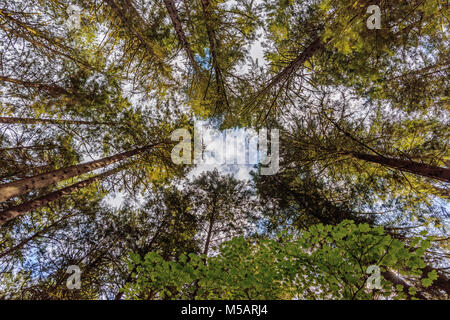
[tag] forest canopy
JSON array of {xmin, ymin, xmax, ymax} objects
[{"xmin": 0, "ymin": 0, "xmax": 448, "ymax": 300}]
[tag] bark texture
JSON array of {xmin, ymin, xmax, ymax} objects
[{"xmin": 0, "ymin": 142, "xmax": 162, "ymax": 202}]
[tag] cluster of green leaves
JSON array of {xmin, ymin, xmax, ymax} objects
[{"xmin": 123, "ymin": 220, "xmax": 434, "ymax": 300}]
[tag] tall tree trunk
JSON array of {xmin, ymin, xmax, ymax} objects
[
  {"xmin": 200, "ymin": 0, "xmax": 218, "ymax": 65},
  {"xmin": 386, "ymin": 62, "xmax": 448, "ymax": 82},
  {"xmin": 242, "ymin": 37, "xmax": 325, "ymax": 114},
  {"xmin": 382, "ymin": 270, "xmax": 427, "ymax": 300},
  {"xmin": 163, "ymin": 0, "xmax": 202, "ymax": 76},
  {"xmin": 203, "ymin": 215, "xmax": 215, "ymax": 256},
  {"xmin": 420, "ymin": 266, "xmax": 450, "ymax": 297},
  {"xmin": 114, "ymin": 220, "xmax": 168, "ymax": 300},
  {"xmin": 0, "ymin": 144, "xmax": 57, "ymax": 152},
  {"xmin": 321, "ymin": 114, "xmax": 450, "ymax": 183},
  {"xmin": 0, "ymin": 214, "xmax": 71, "ymax": 259},
  {"xmin": 104, "ymin": 0, "xmax": 166, "ymax": 66},
  {"xmin": 191, "ymin": 211, "xmax": 216, "ymax": 300},
  {"xmin": 0, "ymin": 117, "xmax": 112, "ymax": 126},
  {"xmin": 0, "ymin": 76, "xmax": 69, "ymax": 96},
  {"xmin": 1, "ymin": 163, "xmax": 55, "ymax": 180},
  {"xmin": 0, "ymin": 141, "xmax": 163, "ymax": 202},
  {"xmin": 0, "ymin": 10, "xmax": 91, "ymax": 69},
  {"xmin": 199, "ymin": 0, "xmax": 229, "ymax": 109},
  {"xmin": 0, "ymin": 166, "xmax": 120, "ymax": 224},
  {"xmin": 352, "ymin": 152, "xmax": 450, "ymax": 183}
]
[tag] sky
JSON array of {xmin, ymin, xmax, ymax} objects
[{"xmin": 101, "ymin": 2, "xmax": 269, "ymax": 208}]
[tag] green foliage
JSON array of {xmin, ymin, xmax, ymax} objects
[
  {"xmin": 0, "ymin": 0, "xmax": 448, "ymax": 301},
  {"xmin": 124, "ymin": 221, "xmax": 433, "ymax": 300}
]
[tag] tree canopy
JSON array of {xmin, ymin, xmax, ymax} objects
[{"xmin": 0, "ymin": 0, "xmax": 448, "ymax": 300}]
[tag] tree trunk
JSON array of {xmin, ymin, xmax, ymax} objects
[
  {"xmin": 352, "ymin": 152, "xmax": 450, "ymax": 183},
  {"xmin": 0, "ymin": 76, "xmax": 69, "ymax": 96},
  {"xmin": 199, "ymin": 0, "xmax": 229, "ymax": 109},
  {"xmin": 163, "ymin": 0, "xmax": 202, "ymax": 76},
  {"xmin": 1, "ymin": 163, "xmax": 55, "ymax": 180},
  {"xmin": 244, "ymin": 37, "xmax": 325, "ymax": 111},
  {"xmin": 191, "ymin": 210, "xmax": 216, "ymax": 300},
  {"xmin": 0, "ymin": 214, "xmax": 70, "ymax": 259},
  {"xmin": 0, "ymin": 116, "xmax": 112, "ymax": 126},
  {"xmin": 0, "ymin": 141, "xmax": 163, "ymax": 202},
  {"xmin": 0, "ymin": 10, "xmax": 91, "ymax": 69},
  {"xmin": 247, "ymin": 11, "xmax": 373, "ymax": 108},
  {"xmin": 0, "ymin": 144, "xmax": 57, "ymax": 152},
  {"xmin": 114, "ymin": 220, "xmax": 167, "ymax": 300},
  {"xmin": 382, "ymin": 270, "xmax": 427, "ymax": 300},
  {"xmin": 420, "ymin": 266, "xmax": 450, "ymax": 296},
  {"xmin": 104, "ymin": 0, "xmax": 165, "ymax": 66},
  {"xmin": 200, "ymin": 0, "xmax": 219, "ymax": 68},
  {"xmin": 203, "ymin": 215, "xmax": 215, "ymax": 256},
  {"xmin": 0, "ymin": 166, "xmax": 120, "ymax": 224}
]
